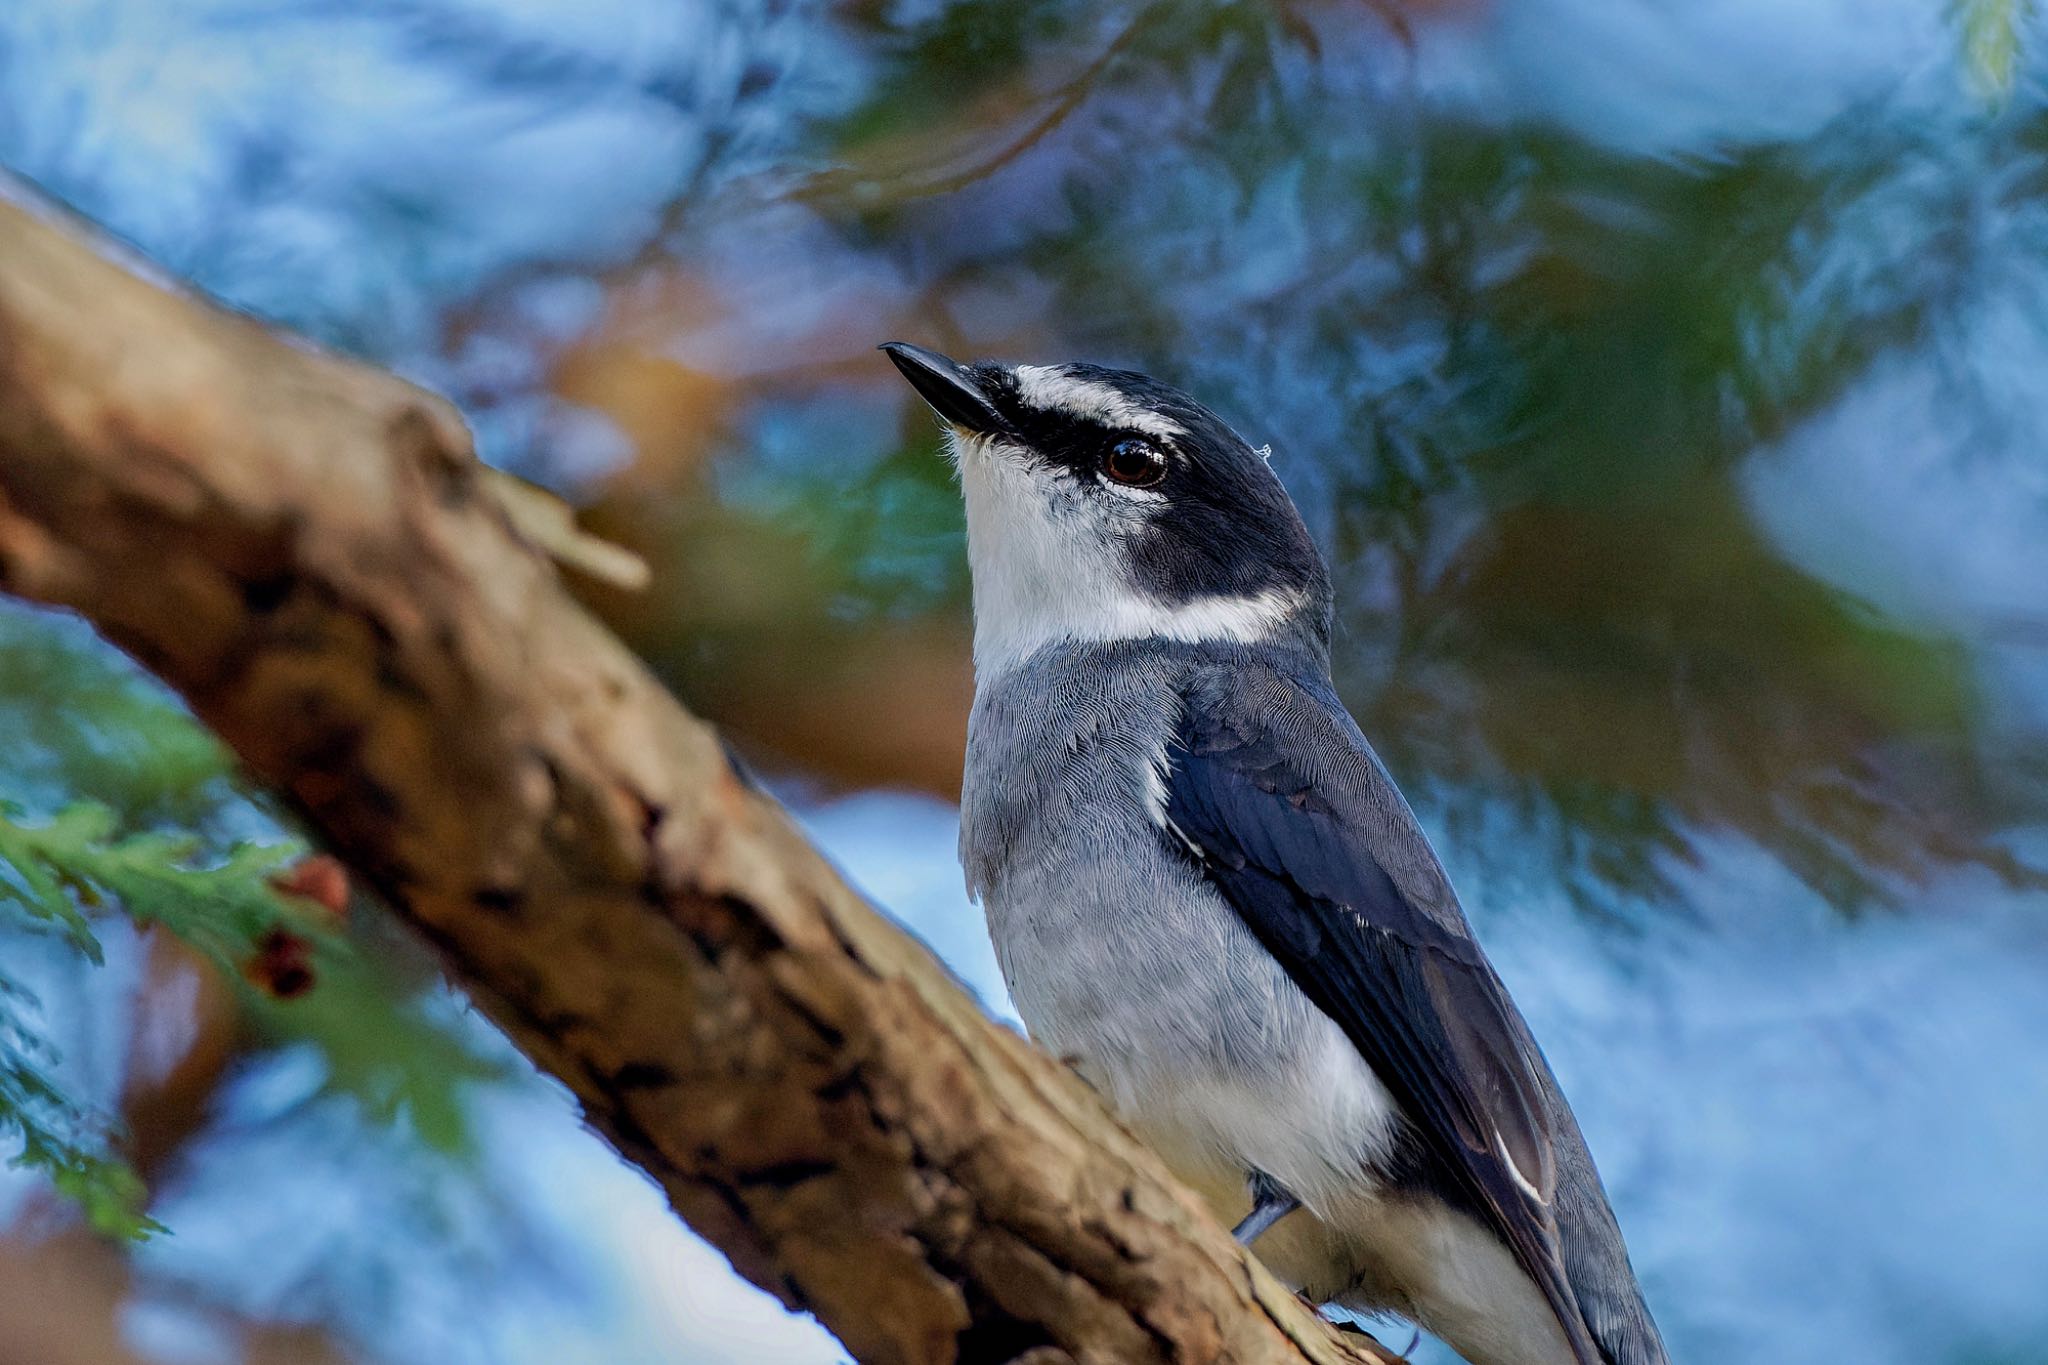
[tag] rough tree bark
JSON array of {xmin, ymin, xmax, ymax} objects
[{"xmin": 0, "ymin": 179, "xmax": 1406, "ymax": 1365}]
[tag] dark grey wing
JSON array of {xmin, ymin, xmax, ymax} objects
[{"xmin": 1163, "ymin": 662, "xmax": 1601, "ymax": 1365}]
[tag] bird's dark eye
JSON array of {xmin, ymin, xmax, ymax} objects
[{"xmin": 1101, "ymin": 439, "xmax": 1167, "ymax": 488}]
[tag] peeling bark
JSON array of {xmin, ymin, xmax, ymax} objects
[{"xmin": 0, "ymin": 178, "xmax": 1402, "ymax": 1365}]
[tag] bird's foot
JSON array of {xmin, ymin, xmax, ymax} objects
[{"xmin": 1230, "ymin": 1170, "xmax": 1301, "ymax": 1246}]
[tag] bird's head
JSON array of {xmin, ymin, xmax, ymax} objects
[{"xmin": 881, "ymin": 342, "xmax": 1332, "ymax": 677}]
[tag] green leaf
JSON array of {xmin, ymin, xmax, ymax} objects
[
  {"xmin": 2, "ymin": 983, "xmax": 160, "ymax": 1241},
  {"xmin": 0, "ymin": 797, "xmax": 511, "ymax": 1231},
  {"xmin": 1955, "ymin": 0, "xmax": 2038, "ymax": 100}
]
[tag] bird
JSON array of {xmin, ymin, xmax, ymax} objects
[{"xmin": 881, "ymin": 341, "xmax": 1670, "ymax": 1365}]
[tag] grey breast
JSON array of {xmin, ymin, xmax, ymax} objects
[{"xmin": 958, "ymin": 640, "xmax": 1330, "ymax": 1104}]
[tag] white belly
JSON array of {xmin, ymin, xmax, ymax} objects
[
  {"xmin": 984, "ymin": 861, "xmax": 1576, "ymax": 1365},
  {"xmin": 983, "ymin": 848, "xmax": 1400, "ymax": 1276}
]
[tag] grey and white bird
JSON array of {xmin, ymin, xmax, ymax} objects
[{"xmin": 882, "ymin": 341, "xmax": 1670, "ymax": 1365}]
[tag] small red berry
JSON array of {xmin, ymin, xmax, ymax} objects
[
  {"xmin": 270, "ymin": 855, "xmax": 349, "ymax": 920},
  {"xmin": 247, "ymin": 927, "xmax": 316, "ymax": 999}
]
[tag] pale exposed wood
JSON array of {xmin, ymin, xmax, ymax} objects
[{"xmin": 0, "ymin": 176, "xmax": 1403, "ymax": 1365}]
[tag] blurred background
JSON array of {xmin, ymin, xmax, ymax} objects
[{"xmin": 3, "ymin": 0, "xmax": 2047, "ymax": 1361}]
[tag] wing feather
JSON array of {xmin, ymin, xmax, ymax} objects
[{"xmin": 1163, "ymin": 663, "xmax": 1598, "ymax": 1365}]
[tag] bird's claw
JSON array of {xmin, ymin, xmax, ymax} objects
[{"xmin": 1231, "ymin": 1170, "xmax": 1301, "ymax": 1245}]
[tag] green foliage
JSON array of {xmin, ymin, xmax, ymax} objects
[
  {"xmin": 0, "ymin": 802, "xmax": 296, "ymax": 968},
  {"xmin": 826, "ymin": 0, "xmax": 1083, "ymax": 154},
  {"xmin": 248, "ymin": 925, "xmax": 511, "ymax": 1157},
  {"xmin": 0, "ymin": 604, "xmax": 279, "ymax": 1238},
  {"xmin": 0, "ymin": 613, "xmax": 236, "ymax": 830},
  {"xmin": 1956, "ymin": 0, "xmax": 2038, "ymax": 100},
  {"xmin": 0, "ymin": 970, "xmax": 160, "ymax": 1239},
  {"xmin": 0, "ymin": 604, "xmax": 508, "ymax": 1236},
  {"xmin": 0, "ymin": 799, "xmax": 307, "ymax": 1235},
  {"xmin": 728, "ymin": 420, "xmax": 969, "ymax": 620}
]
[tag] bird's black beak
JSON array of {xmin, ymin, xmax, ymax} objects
[{"xmin": 880, "ymin": 341, "xmax": 1006, "ymax": 436}]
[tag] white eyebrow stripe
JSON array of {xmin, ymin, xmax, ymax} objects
[{"xmin": 1013, "ymin": 365, "xmax": 1186, "ymax": 439}]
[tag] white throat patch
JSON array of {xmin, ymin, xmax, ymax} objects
[
  {"xmin": 1013, "ymin": 365, "xmax": 1186, "ymax": 440},
  {"xmin": 950, "ymin": 430, "xmax": 1301, "ymax": 679}
]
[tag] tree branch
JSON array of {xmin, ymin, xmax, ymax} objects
[{"xmin": 0, "ymin": 175, "xmax": 1401, "ymax": 1365}]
